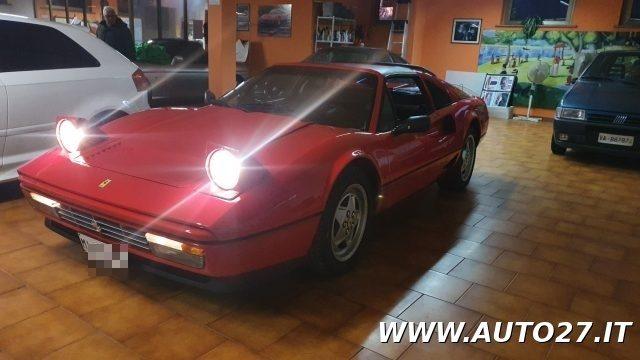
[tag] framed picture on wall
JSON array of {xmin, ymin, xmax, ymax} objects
[
  {"xmin": 237, "ymin": 4, "xmax": 250, "ymax": 31},
  {"xmin": 451, "ymin": 18, "xmax": 482, "ymax": 44},
  {"xmin": 258, "ymin": 4, "xmax": 292, "ymax": 37}
]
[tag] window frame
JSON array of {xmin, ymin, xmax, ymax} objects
[
  {"xmin": 620, "ymin": 0, "xmax": 640, "ymax": 27},
  {"xmin": 375, "ymin": 74, "xmax": 435, "ymax": 133},
  {"xmin": 501, "ymin": 0, "xmax": 576, "ymax": 26}
]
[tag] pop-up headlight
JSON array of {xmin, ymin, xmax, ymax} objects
[{"xmin": 56, "ymin": 118, "xmax": 86, "ymax": 153}]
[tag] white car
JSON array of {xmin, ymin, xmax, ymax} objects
[{"xmin": 0, "ymin": 13, "xmax": 150, "ymax": 183}]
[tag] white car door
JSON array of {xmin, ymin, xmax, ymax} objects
[
  {"xmin": 0, "ymin": 18, "xmax": 104, "ymax": 181},
  {"xmin": 0, "ymin": 78, "xmax": 7, "ymax": 181}
]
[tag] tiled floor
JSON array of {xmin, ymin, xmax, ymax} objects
[{"xmin": 1, "ymin": 119, "xmax": 639, "ymax": 359}]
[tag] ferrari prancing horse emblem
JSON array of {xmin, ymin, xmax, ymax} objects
[{"xmin": 98, "ymin": 179, "xmax": 112, "ymax": 189}]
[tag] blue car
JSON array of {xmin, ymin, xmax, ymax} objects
[{"xmin": 552, "ymin": 51, "xmax": 640, "ymax": 157}]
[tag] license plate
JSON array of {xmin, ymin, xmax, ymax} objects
[
  {"xmin": 597, "ymin": 133, "xmax": 634, "ymax": 147},
  {"xmin": 79, "ymin": 233, "xmax": 105, "ymax": 252}
]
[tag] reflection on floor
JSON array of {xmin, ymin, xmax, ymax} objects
[{"xmin": 0, "ymin": 119, "xmax": 639, "ymax": 359}]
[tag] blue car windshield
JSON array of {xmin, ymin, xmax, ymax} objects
[
  {"xmin": 217, "ymin": 67, "xmax": 378, "ymax": 131},
  {"xmin": 583, "ymin": 53, "xmax": 640, "ymax": 85}
]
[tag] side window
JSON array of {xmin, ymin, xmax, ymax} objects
[
  {"xmin": 377, "ymin": 91, "xmax": 397, "ymax": 132},
  {"xmin": 385, "ymin": 77, "xmax": 433, "ymax": 122},
  {"xmin": 0, "ymin": 20, "xmax": 100, "ymax": 73},
  {"xmin": 423, "ymin": 79, "xmax": 452, "ymax": 110}
]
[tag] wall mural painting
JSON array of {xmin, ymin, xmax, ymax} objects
[{"xmin": 478, "ymin": 29, "xmax": 640, "ymax": 109}]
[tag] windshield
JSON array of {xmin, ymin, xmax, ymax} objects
[
  {"xmin": 583, "ymin": 53, "xmax": 640, "ymax": 85},
  {"xmin": 218, "ymin": 67, "xmax": 378, "ymax": 130}
]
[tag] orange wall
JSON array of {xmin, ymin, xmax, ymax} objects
[
  {"xmin": 236, "ymin": 0, "xmax": 314, "ymax": 76},
  {"xmin": 408, "ymin": 0, "xmax": 627, "ymax": 118}
]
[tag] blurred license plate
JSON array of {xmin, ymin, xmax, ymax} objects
[
  {"xmin": 79, "ymin": 233, "xmax": 105, "ymax": 252},
  {"xmin": 598, "ymin": 133, "xmax": 634, "ymax": 147}
]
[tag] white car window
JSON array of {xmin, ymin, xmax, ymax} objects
[{"xmin": 0, "ymin": 20, "xmax": 100, "ymax": 73}]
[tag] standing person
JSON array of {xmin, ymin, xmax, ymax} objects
[{"xmin": 96, "ymin": 6, "xmax": 136, "ymax": 61}]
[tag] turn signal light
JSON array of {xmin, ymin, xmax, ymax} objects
[
  {"xmin": 27, "ymin": 192, "xmax": 60, "ymax": 218},
  {"xmin": 145, "ymin": 233, "xmax": 204, "ymax": 268}
]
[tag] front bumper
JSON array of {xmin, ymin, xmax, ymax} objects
[
  {"xmin": 44, "ymin": 219, "xmax": 304, "ymax": 291},
  {"xmin": 553, "ymin": 118, "xmax": 640, "ymax": 158},
  {"xmin": 21, "ymin": 182, "xmax": 320, "ymax": 280}
]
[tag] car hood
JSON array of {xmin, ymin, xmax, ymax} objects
[
  {"xmin": 562, "ymin": 80, "xmax": 640, "ymax": 115},
  {"xmin": 83, "ymin": 106, "xmax": 310, "ymax": 188}
]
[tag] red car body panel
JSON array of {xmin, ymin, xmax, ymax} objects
[{"xmin": 18, "ymin": 63, "xmax": 489, "ymax": 279}]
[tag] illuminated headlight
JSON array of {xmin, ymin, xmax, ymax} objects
[
  {"xmin": 206, "ymin": 149, "xmax": 242, "ymax": 190},
  {"xmin": 556, "ymin": 107, "xmax": 586, "ymax": 121},
  {"xmin": 145, "ymin": 233, "xmax": 204, "ymax": 268},
  {"xmin": 56, "ymin": 119, "xmax": 85, "ymax": 153}
]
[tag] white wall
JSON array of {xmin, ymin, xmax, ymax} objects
[{"xmin": 0, "ymin": 1, "xmax": 35, "ymax": 17}]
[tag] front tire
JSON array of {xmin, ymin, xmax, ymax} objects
[
  {"xmin": 551, "ymin": 136, "xmax": 567, "ymax": 155},
  {"xmin": 309, "ymin": 168, "xmax": 374, "ymax": 275},
  {"xmin": 438, "ymin": 132, "xmax": 477, "ymax": 191}
]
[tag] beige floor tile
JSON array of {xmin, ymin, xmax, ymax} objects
[
  {"xmin": 337, "ymin": 308, "xmax": 410, "ymax": 359},
  {"xmin": 0, "ymin": 288, "xmax": 55, "ymax": 329},
  {"xmin": 405, "ymin": 269, "xmax": 471, "ymax": 303},
  {"xmin": 211, "ymin": 306, "xmax": 300, "ymax": 351},
  {"xmin": 447, "ymin": 240, "xmax": 503, "ymax": 264},
  {"xmin": 0, "ymin": 244, "xmax": 63, "ymax": 274},
  {"xmin": 483, "ymin": 232, "xmax": 537, "ymax": 255},
  {"xmin": 450, "ymin": 259, "xmax": 515, "ymax": 290},
  {"xmin": 261, "ymin": 325, "xmax": 360, "ymax": 360},
  {"xmin": 198, "ymin": 341, "xmax": 264, "ymax": 360},
  {"xmin": 0, "ymin": 270, "xmax": 22, "ymax": 295},
  {"xmin": 506, "ymin": 273, "xmax": 575, "ymax": 309},
  {"xmin": 17, "ymin": 259, "xmax": 92, "ymax": 294},
  {"xmin": 532, "ymin": 244, "xmax": 594, "ymax": 270},
  {"xmin": 456, "ymin": 285, "xmax": 531, "ymax": 321},
  {"xmin": 125, "ymin": 317, "xmax": 224, "ymax": 360},
  {"xmin": 400, "ymin": 342, "xmax": 494, "ymax": 360},
  {"xmin": 0, "ymin": 307, "xmax": 93, "ymax": 358},
  {"xmin": 45, "ymin": 332, "xmax": 139, "ymax": 360},
  {"xmin": 83, "ymin": 294, "xmax": 175, "ymax": 341},
  {"xmin": 550, "ymin": 264, "xmax": 617, "ymax": 297},
  {"xmin": 400, "ymin": 295, "xmax": 482, "ymax": 327},
  {"xmin": 163, "ymin": 289, "xmax": 237, "ymax": 324},
  {"xmin": 48, "ymin": 277, "xmax": 136, "ymax": 315},
  {"xmin": 492, "ymin": 251, "xmax": 554, "ymax": 278},
  {"xmin": 284, "ymin": 288, "xmax": 362, "ymax": 331}
]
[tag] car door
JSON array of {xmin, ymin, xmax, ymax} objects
[
  {"xmin": 0, "ymin": 78, "xmax": 7, "ymax": 181},
  {"xmin": 0, "ymin": 19, "xmax": 101, "ymax": 180},
  {"xmin": 420, "ymin": 75, "xmax": 459, "ymax": 165},
  {"xmin": 375, "ymin": 75, "xmax": 442, "ymax": 201}
]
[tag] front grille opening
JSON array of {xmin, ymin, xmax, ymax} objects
[{"xmin": 56, "ymin": 206, "xmax": 149, "ymax": 250}]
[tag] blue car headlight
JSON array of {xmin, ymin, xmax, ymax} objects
[{"xmin": 556, "ymin": 107, "xmax": 586, "ymax": 121}]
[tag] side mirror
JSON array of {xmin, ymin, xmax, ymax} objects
[
  {"xmin": 171, "ymin": 55, "xmax": 185, "ymax": 66},
  {"xmin": 204, "ymin": 90, "xmax": 216, "ymax": 105},
  {"xmin": 392, "ymin": 115, "xmax": 430, "ymax": 135}
]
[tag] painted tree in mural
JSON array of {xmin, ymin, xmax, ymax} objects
[{"xmin": 495, "ymin": 30, "xmax": 523, "ymax": 65}]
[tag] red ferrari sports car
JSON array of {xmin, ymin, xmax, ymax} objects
[{"xmin": 19, "ymin": 63, "xmax": 488, "ymax": 288}]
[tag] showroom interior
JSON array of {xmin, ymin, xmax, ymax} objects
[{"xmin": 1, "ymin": 0, "xmax": 640, "ymax": 359}]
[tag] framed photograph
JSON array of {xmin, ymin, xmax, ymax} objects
[
  {"xmin": 258, "ymin": 4, "xmax": 292, "ymax": 37},
  {"xmin": 481, "ymin": 90, "xmax": 511, "ymax": 108},
  {"xmin": 237, "ymin": 4, "xmax": 250, "ymax": 31},
  {"xmin": 483, "ymin": 74, "xmax": 516, "ymax": 92},
  {"xmin": 451, "ymin": 18, "xmax": 482, "ymax": 44}
]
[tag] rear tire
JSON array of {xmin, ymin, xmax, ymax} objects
[
  {"xmin": 438, "ymin": 131, "xmax": 477, "ymax": 191},
  {"xmin": 551, "ymin": 136, "xmax": 567, "ymax": 155},
  {"xmin": 309, "ymin": 167, "xmax": 374, "ymax": 275}
]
